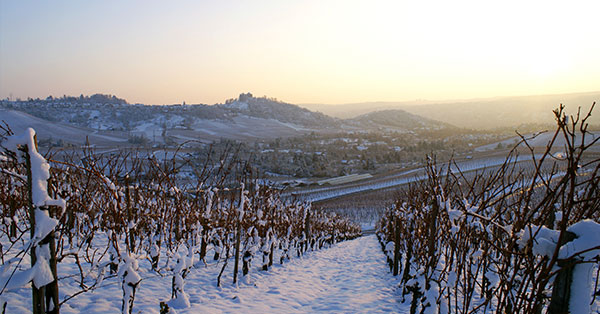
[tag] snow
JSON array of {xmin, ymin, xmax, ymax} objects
[
  {"xmin": 0, "ymin": 259, "xmax": 36, "ymax": 292},
  {"xmin": 0, "ymin": 109, "xmax": 129, "ymax": 146},
  {"xmin": 570, "ymin": 262, "xmax": 596, "ymax": 314},
  {"xmin": 2, "ymin": 235, "xmax": 404, "ymax": 313},
  {"xmin": 517, "ymin": 220, "xmax": 600, "ymax": 313},
  {"xmin": 517, "ymin": 224, "xmax": 560, "ymax": 258},
  {"xmin": 2, "ymin": 128, "xmax": 66, "ymax": 210},
  {"xmin": 272, "ymin": 120, "xmax": 309, "ymax": 132},
  {"xmin": 561, "ymin": 220, "xmax": 600, "ymax": 314},
  {"xmin": 119, "ymin": 255, "xmax": 142, "ymax": 314},
  {"xmin": 178, "ymin": 235, "xmax": 402, "ymax": 313},
  {"xmin": 223, "ymin": 101, "xmax": 249, "ymax": 111},
  {"xmin": 560, "ymin": 219, "xmax": 600, "ymax": 260},
  {"xmin": 518, "ymin": 220, "xmax": 600, "ymax": 261},
  {"xmin": 33, "ymin": 209, "xmax": 59, "ymax": 245},
  {"xmin": 32, "ymin": 245, "xmax": 55, "ymax": 289},
  {"xmin": 0, "ymin": 128, "xmax": 64, "ymax": 298}
]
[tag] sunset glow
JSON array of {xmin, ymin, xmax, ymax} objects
[{"xmin": 1, "ymin": 0, "xmax": 599, "ymax": 105}]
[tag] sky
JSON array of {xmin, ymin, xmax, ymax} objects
[{"xmin": 1, "ymin": 0, "xmax": 599, "ymax": 105}]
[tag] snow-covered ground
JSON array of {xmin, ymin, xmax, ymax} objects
[
  {"xmin": 3, "ymin": 235, "xmax": 404, "ymax": 313},
  {"xmin": 0, "ymin": 109, "xmax": 129, "ymax": 146},
  {"xmin": 186, "ymin": 235, "xmax": 403, "ymax": 314}
]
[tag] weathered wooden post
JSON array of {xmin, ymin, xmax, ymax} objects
[
  {"xmin": 305, "ymin": 208, "xmax": 311, "ymax": 252},
  {"xmin": 124, "ymin": 175, "xmax": 135, "ymax": 252},
  {"xmin": 25, "ymin": 143, "xmax": 44, "ymax": 314},
  {"xmin": 268, "ymin": 239, "xmax": 274, "ymax": 267},
  {"xmin": 233, "ymin": 186, "xmax": 244, "ymax": 284},
  {"xmin": 393, "ymin": 216, "xmax": 401, "ymax": 276},
  {"xmin": 22, "ymin": 136, "xmax": 60, "ymax": 314},
  {"xmin": 9, "ymin": 199, "xmax": 17, "ymax": 238},
  {"xmin": 401, "ymin": 225, "xmax": 413, "ymax": 286},
  {"xmin": 233, "ymin": 220, "xmax": 241, "ymax": 284},
  {"xmin": 199, "ymin": 227, "xmax": 208, "ymax": 261},
  {"xmin": 45, "ymin": 178, "xmax": 60, "ymax": 314},
  {"xmin": 427, "ymin": 199, "xmax": 438, "ymax": 272},
  {"xmin": 548, "ymin": 231, "xmax": 577, "ymax": 314}
]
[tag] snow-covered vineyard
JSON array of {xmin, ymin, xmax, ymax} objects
[
  {"xmin": 284, "ymin": 154, "xmax": 543, "ymax": 203},
  {"xmin": 1, "ymin": 105, "xmax": 599, "ymax": 314},
  {"xmin": 377, "ymin": 108, "xmax": 600, "ymax": 313},
  {"xmin": 0, "ymin": 125, "xmax": 360, "ymax": 313}
]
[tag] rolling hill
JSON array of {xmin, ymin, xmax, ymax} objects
[
  {"xmin": 1, "ymin": 93, "xmax": 452, "ymax": 147},
  {"xmin": 302, "ymin": 91, "xmax": 600, "ymax": 129},
  {"xmin": 349, "ymin": 109, "xmax": 454, "ymax": 131}
]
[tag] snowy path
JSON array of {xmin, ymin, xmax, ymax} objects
[
  {"xmin": 186, "ymin": 235, "xmax": 403, "ymax": 313},
  {"xmin": 6, "ymin": 235, "xmax": 403, "ymax": 313}
]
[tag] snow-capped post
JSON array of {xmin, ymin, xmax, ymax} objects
[
  {"xmin": 15, "ymin": 129, "xmax": 62, "ymax": 314},
  {"xmin": 119, "ymin": 254, "xmax": 141, "ymax": 314},
  {"xmin": 547, "ymin": 231, "xmax": 577, "ymax": 314},
  {"xmin": 262, "ymin": 228, "xmax": 273, "ymax": 271},
  {"xmin": 169, "ymin": 253, "xmax": 191, "ymax": 309}
]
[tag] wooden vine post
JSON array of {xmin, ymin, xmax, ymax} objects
[
  {"xmin": 548, "ymin": 231, "xmax": 577, "ymax": 314},
  {"xmin": 233, "ymin": 187, "xmax": 244, "ymax": 284},
  {"xmin": 21, "ymin": 136, "xmax": 60, "ymax": 314},
  {"xmin": 393, "ymin": 216, "xmax": 401, "ymax": 276},
  {"xmin": 305, "ymin": 207, "xmax": 311, "ymax": 252},
  {"xmin": 233, "ymin": 216, "xmax": 241, "ymax": 284}
]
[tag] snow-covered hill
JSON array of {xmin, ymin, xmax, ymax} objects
[
  {"xmin": 0, "ymin": 109, "xmax": 128, "ymax": 146},
  {"xmin": 1, "ymin": 93, "xmax": 451, "ymax": 146}
]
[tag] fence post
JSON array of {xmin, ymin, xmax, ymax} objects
[
  {"xmin": 426, "ymin": 198, "xmax": 438, "ymax": 288},
  {"xmin": 548, "ymin": 231, "xmax": 577, "ymax": 314},
  {"xmin": 22, "ymin": 137, "xmax": 60, "ymax": 314},
  {"xmin": 233, "ymin": 220, "xmax": 241, "ymax": 284},
  {"xmin": 24, "ymin": 143, "xmax": 43, "ymax": 314},
  {"xmin": 393, "ymin": 216, "xmax": 401, "ymax": 276},
  {"xmin": 305, "ymin": 208, "xmax": 311, "ymax": 251},
  {"xmin": 199, "ymin": 227, "xmax": 207, "ymax": 261},
  {"xmin": 124, "ymin": 175, "xmax": 135, "ymax": 252}
]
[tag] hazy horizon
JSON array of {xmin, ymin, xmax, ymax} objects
[{"xmin": 2, "ymin": 1, "xmax": 600, "ymax": 106}]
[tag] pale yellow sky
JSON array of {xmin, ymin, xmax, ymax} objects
[{"xmin": 1, "ymin": 0, "xmax": 599, "ymax": 105}]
